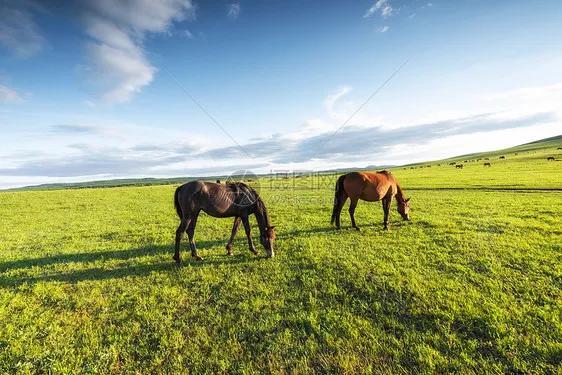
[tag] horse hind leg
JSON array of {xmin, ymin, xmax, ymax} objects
[
  {"xmin": 174, "ymin": 217, "xmax": 191, "ymax": 265},
  {"xmin": 334, "ymin": 192, "xmax": 348, "ymax": 229},
  {"xmin": 187, "ymin": 212, "xmax": 203, "ymax": 261},
  {"xmin": 349, "ymin": 197, "xmax": 360, "ymax": 231}
]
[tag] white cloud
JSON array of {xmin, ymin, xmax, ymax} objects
[
  {"xmin": 227, "ymin": 3, "xmax": 241, "ymax": 19},
  {"xmin": 0, "ymin": 84, "xmax": 23, "ymax": 103},
  {"xmin": 323, "ymin": 86, "xmax": 352, "ymax": 119},
  {"xmin": 377, "ymin": 25, "xmax": 390, "ymax": 33},
  {"xmin": 80, "ymin": 0, "xmax": 194, "ymax": 103},
  {"xmin": 0, "ymin": 2, "xmax": 45, "ymax": 58},
  {"xmin": 364, "ymin": 0, "xmax": 393, "ymax": 19}
]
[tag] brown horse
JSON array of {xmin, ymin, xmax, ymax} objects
[
  {"xmin": 173, "ymin": 181, "xmax": 276, "ymax": 264},
  {"xmin": 331, "ymin": 171, "xmax": 411, "ymax": 231}
]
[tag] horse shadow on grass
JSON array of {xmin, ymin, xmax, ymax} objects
[
  {"xmin": 279, "ymin": 218, "xmax": 413, "ymax": 238},
  {"xmin": 0, "ymin": 239, "xmax": 263, "ymax": 287}
]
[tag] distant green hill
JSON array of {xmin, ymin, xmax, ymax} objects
[{"xmin": 400, "ymin": 135, "xmax": 562, "ymax": 168}]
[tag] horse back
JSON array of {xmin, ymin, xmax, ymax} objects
[
  {"xmin": 343, "ymin": 171, "xmax": 397, "ymax": 201},
  {"xmin": 177, "ymin": 180, "xmax": 255, "ymax": 217}
]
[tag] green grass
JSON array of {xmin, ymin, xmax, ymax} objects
[{"xmin": 0, "ymin": 140, "xmax": 561, "ymax": 373}]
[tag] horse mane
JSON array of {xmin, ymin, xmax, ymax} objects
[
  {"xmin": 255, "ymin": 196, "xmax": 272, "ymax": 228},
  {"xmin": 396, "ymin": 184, "xmax": 407, "ymax": 204}
]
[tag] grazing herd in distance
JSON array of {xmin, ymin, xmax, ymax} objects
[{"xmin": 404, "ymin": 148, "xmax": 562, "ymax": 170}]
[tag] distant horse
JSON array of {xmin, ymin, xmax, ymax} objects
[
  {"xmin": 331, "ymin": 171, "xmax": 411, "ymax": 231},
  {"xmin": 449, "ymin": 162, "xmax": 456, "ymax": 165},
  {"xmin": 456, "ymin": 164, "xmax": 464, "ymax": 169},
  {"xmin": 547, "ymin": 156, "xmax": 555, "ymax": 161},
  {"xmin": 499, "ymin": 156, "xmax": 506, "ymax": 159},
  {"xmin": 173, "ymin": 181, "xmax": 276, "ymax": 263},
  {"xmin": 484, "ymin": 162, "xmax": 492, "ymax": 167}
]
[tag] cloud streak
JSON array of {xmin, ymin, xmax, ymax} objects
[
  {"xmin": 364, "ymin": 0, "xmax": 393, "ymax": 18},
  {"xmin": 195, "ymin": 111, "xmax": 558, "ymax": 164},
  {"xmin": 227, "ymin": 3, "xmax": 241, "ymax": 19}
]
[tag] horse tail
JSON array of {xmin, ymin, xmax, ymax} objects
[
  {"xmin": 331, "ymin": 174, "xmax": 346, "ymax": 225},
  {"xmin": 174, "ymin": 186, "xmax": 183, "ymax": 219}
]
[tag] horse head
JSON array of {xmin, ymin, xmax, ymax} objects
[
  {"xmin": 397, "ymin": 197, "xmax": 411, "ymax": 221},
  {"xmin": 260, "ymin": 226, "xmax": 276, "ymax": 257}
]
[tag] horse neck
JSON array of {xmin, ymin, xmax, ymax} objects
[
  {"xmin": 254, "ymin": 198, "xmax": 271, "ymax": 233},
  {"xmin": 395, "ymin": 184, "xmax": 407, "ymax": 204}
]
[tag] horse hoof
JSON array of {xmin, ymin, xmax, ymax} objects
[
  {"xmin": 354, "ymin": 227, "xmax": 361, "ymax": 231},
  {"xmin": 193, "ymin": 255, "xmax": 204, "ymax": 261},
  {"xmin": 251, "ymin": 249, "xmax": 258, "ymax": 255},
  {"xmin": 227, "ymin": 251, "xmax": 233, "ymax": 256}
]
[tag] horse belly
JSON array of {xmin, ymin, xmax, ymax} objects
[
  {"xmin": 360, "ymin": 185, "xmax": 382, "ymax": 202},
  {"xmin": 203, "ymin": 207, "xmax": 236, "ymax": 218}
]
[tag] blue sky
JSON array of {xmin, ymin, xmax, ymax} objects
[{"xmin": 1, "ymin": 0, "xmax": 561, "ymax": 188}]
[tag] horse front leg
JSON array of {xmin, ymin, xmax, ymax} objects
[
  {"xmin": 226, "ymin": 216, "xmax": 242, "ymax": 255},
  {"xmin": 174, "ymin": 217, "xmax": 191, "ymax": 265},
  {"xmin": 382, "ymin": 196, "xmax": 392, "ymax": 230},
  {"xmin": 187, "ymin": 212, "xmax": 203, "ymax": 261},
  {"xmin": 241, "ymin": 216, "xmax": 258, "ymax": 255}
]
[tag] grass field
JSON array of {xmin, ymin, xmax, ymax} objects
[{"xmin": 0, "ymin": 139, "xmax": 561, "ymax": 373}]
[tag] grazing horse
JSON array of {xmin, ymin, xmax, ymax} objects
[
  {"xmin": 173, "ymin": 181, "xmax": 276, "ymax": 264},
  {"xmin": 484, "ymin": 162, "xmax": 492, "ymax": 167},
  {"xmin": 547, "ymin": 156, "xmax": 555, "ymax": 161},
  {"xmin": 456, "ymin": 164, "xmax": 464, "ymax": 169},
  {"xmin": 331, "ymin": 171, "xmax": 410, "ymax": 231}
]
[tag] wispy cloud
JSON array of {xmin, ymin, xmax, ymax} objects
[
  {"xmin": 0, "ymin": 84, "xmax": 23, "ymax": 103},
  {"xmin": 227, "ymin": 3, "xmax": 241, "ymax": 19},
  {"xmin": 80, "ymin": 0, "xmax": 194, "ymax": 103},
  {"xmin": 50, "ymin": 124, "xmax": 100, "ymax": 134},
  {"xmin": 364, "ymin": 0, "xmax": 393, "ymax": 19},
  {"xmin": 195, "ymin": 112, "xmax": 557, "ymax": 164},
  {"xmin": 0, "ymin": 1, "xmax": 45, "ymax": 58},
  {"xmin": 377, "ymin": 25, "xmax": 390, "ymax": 33}
]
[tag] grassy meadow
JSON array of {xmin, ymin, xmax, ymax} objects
[{"xmin": 0, "ymin": 140, "xmax": 561, "ymax": 373}]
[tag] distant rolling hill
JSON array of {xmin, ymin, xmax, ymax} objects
[{"xmin": 398, "ymin": 135, "xmax": 562, "ymax": 168}]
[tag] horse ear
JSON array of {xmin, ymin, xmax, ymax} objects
[{"xmin": 405, "ymin": 198, "xmax": 411, "ymax": 203}]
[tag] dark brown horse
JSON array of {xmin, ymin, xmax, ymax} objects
[
  {"xmin": 173, "ymin": 181, "xmax": 276, "ymax": 264},
  {"xmin": 331, "ymin": 171, "xmax": 410, "ymax": 231}
]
